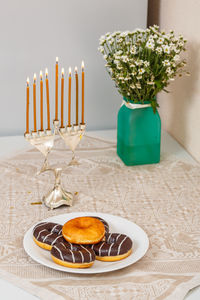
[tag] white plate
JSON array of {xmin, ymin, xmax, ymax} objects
[{"xmin": 23, "ymin": 212, "xmax": 149, "ymax": 274}]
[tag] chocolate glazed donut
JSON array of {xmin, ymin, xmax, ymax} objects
[
  {"xmin": 33, "ymin": 222, "xmax": 64, "ymax": 250},
  {"xmin": 89, "ymin": 216, "xmax": 109, "ymax": 233},
  {"xmin": 91, "ymin": 233, "xmax": 133, "ymax": 261},
  {"xmin": 51, "ymin": 240, "xmax": 96, "ymax": 268}
]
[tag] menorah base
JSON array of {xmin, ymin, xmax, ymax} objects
[
  {"xmin": 68, "ymin": 156, "xmax": 80, "ymax": 166},
  {"xmin": 43, "ymin": 185, "xmax": 73, "ymax": 209},
  {"xmin": 36, "ymin": 157, "xmax": 50, "ymax": 176}
]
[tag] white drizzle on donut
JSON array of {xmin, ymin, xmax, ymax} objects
[
  {"xmin": 60, "ymin": 242, "xmax": 67, "ymax": 249},
  {"xmin": 42, "ymin": 232, "xmax": 53, "ymax": 243},
  {"xmin": 79, "ymin": 251, "xmax": 84, "ymax": 263},
  {"xmin": 99, "ymin": 242, "xmax": 105, "ymax": 256},
  {"xmin": 117, "ymin": 236, "xmax": 127, "ymax": 255},
  {"xmin": 54, "ymin": 245, "xmax": 64, "ymax": 261},
  {"xmin": 70, "ymin": 242, "xmax": 73, "ymax": 250},
  {"xmin": 108, "ymin": 243, "xmax": 114, "ymax": 256},
  {"xmin": 34, "ymin": 222, "xmax": 47, "ymax": 230},
  {"xmin": 36, "ymin": 229, "xmax": 46, "ymax": 240},
  {"xmin": 81, "ymin": 245, "xmax": 92, "ymax": 261},
  {"xmin": 116, "ymin": 234, "xmax": 121, "ymax": 242},
  {"xmin": 51, "ymin": 234, "xmax": 63, "ymax": 245},
  {"xmin": 51, "ymin": 224, "xmax": 60, "ymax": 232},
  {"xmin": 68, "ymin": 249, "xmax": 75, "ymax": 263},
  {"xmin": 107, "ymin": 233, "xmax": 112, "ymax": 243}
]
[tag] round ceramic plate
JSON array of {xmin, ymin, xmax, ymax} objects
[{"xmin": 23, "ymin": 212, "xmax": 149, "ymax": 274}]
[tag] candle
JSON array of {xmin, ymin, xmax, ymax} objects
[
  {"xmin": 61, "ymin": 68, "xmax": 64, "ymax": 128},
  {"xmin": 68, "ymin": 67, "xmax": 72, "ymax": 127},
  {"xmin": 75, "ymin": 66, "xmax": 78, "ymax": 125},
  {"xmin": 40, "ymin": 71, "xmax": 43, "ymax": 131},
  {"xmin": 45, "ymin": 68, "xmax": 51, "ymax": 130},
  {"xmin": 33, "ymin": 73, "xmax": 37, "ymax": 132},
  {"xmin": 81, "ymin": 61, "xmax": 85, "ymax": 124},
  {"xmin": 26, "ymin": 77, "xmax": 30, "ymax": 134},
  {"xmin": 55, "ymin": 57, "xmax": 58, "ymax": 121}
]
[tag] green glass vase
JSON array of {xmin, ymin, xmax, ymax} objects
[{"xmin": 117, "ymin": 98, "xmax": 161, "ymax": 166}]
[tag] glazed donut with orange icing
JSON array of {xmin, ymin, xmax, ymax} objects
[
  {"xmin": 62, "ymin": 216, "xmax": 105, "ymax": 244},
  {"xmin": 51, "ymin": 240, "xmax": 95, "ymax": 268},
  {"xmin": 91, "ymin": 233, "xmax": 132, "ymax": 261},
  {"xmin": 33, "ymin": 222, "xmax": 64, "ymax": 250}
]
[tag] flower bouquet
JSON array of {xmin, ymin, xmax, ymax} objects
[
  {"xmin": 98, "ymin": 25, "xmax": 188, "ymax": 112},
  {"xmin": 98, "ymin": 25, "xmax": 188, "ymax": 166}
]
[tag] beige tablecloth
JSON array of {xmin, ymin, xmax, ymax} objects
[{"xmin": 0, "ymin": 135, "xmax": 200, "ymax": 300}]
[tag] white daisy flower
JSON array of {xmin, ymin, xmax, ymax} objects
[
  {"xmin": 136, "ymin": 83, "xmax": 141, "ymax": 89},
  {"xmin": 137, "ymin": 34, "xmax": 143, "ymax": 41},
  {"xmin": 174, "ymin": 48, "xmax": 180, "ymax": 54},
  {"xmin": 162, "ymin": 60, "xmax": 170, "ymax": 66},
  {"xmin": 149, "ymin": 35, "xmax": 154, "ymax": 41},
  {"xmin": 98, "ymin": 47, "xmax": 104, "ymax": 53},
  {"xmin": 173, "ymin": 55, "xmax": 180, "ymax": 61},
  {"xmin": 116, "ymin": 50, "xmax": 123, "ymax": 55},
  {"xmin": 138, "ymin": 68, "xmax": 145, "ymax": 74},
  {"xmin": 130, "ymin": 46, "xmax": 137, "ymax": 54},
  {"xmin": 122, "ymin": 56, "xmax": 129, "ymax": 63},
  {"xmin": 163, "ymin": 45, "xmax": 170, "ymax": 54},
  {"xmin": 99, "ymin": 35, "xmax": 106, "ymax": 41},
  {"xmin": 144, "ymin": 61, "xmax": 150, "ymax": 67},
  {"xmin": 137, "ymin": 76, "xmax": 142, "ymax": 80},
  {"xmin": 130, "ymin": 84, "xmax": 136, "ymax": 89},
  {"xmin": 156, "ymin": 47, "xmax": 162, "ymax": 54},
  {"xmin": 103, "ymin": 55, "xmax": 108, "ymax": 60},
  {"xmin": 157, "ymin": 37, "xmax": 164, "ymax": 44},
  {"xmin": 166, "ymin": 67, "xmax": 173, "ymax": 74},
  {"xmin": 178, "ymin": 41, "xmax": 184, "ymax": 47},
  {"xmin": 120, "ymin": 31, "xmax": 128, "ymax": 37},
  {"xmin": 146, "ymin": 41, "xmax": 154, "ymax": 50},
  {"xmin": 147, "ymin": 81, "xmax": 155, "ymax": 85},
  {"xmin": 135, "ymin": 60, "xmax": 143, "ymax": 66},
  {"xmin": 172, "ymin": 37, "xmax": 178, "ymax": 43},
  {"xmin": 114, "ymin": 55, "xmax": 120, "ymax": 60}
]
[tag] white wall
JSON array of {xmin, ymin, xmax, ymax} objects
[{"xmin": 0, "ymin": 0, "xmax": 147, "ymax": 136}]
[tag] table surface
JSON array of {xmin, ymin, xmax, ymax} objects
[{"xmin": 0, "ymin": 130, "xmax": 199, "ymax": 300}]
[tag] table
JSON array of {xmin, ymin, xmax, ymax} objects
[{"xmin": 0, "ymin": 130, "xmax": 199, "ymax": 300}]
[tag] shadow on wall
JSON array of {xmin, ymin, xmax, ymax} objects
[
  {"xmin": 147, "ymin": 0, "xmax": 160, "ymax": 27},
  {"xmin": 165, "ymin": 42, "xmax": 200, "ymax": 146}
]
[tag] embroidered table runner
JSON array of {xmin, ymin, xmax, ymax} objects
[{"xmin": 0, "ymin": 135, "xmax": 200, "ymax": 300}]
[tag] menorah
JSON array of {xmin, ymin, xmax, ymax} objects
[{"xmin": 24, "ymin": 58, "xmax": 85, "ymax": 209}]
